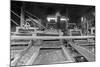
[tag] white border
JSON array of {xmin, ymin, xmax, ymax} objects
[
  {"xmin": 0, "ymin": 0, "xmax": 99, "ymax": 67},
  {"xmin": 17, "ymin": 0, "xmax": 95, "ymax": 5}
]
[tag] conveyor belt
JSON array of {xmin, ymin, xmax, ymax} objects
[{"xmin": 69, "ymin": 42, "xmax": 95, "ymax": 62}]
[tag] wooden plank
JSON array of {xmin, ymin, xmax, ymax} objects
[
  {"xmin": 11, "ymin": 40, "xmax": 32, "ymax": 66},
  {"xmin": 69, "ymin": 42, "xmax": 95, "ymax": 62},
  {"xmin": 76, "ymin": 43, "xmax": 95, "ymax": 46},
  {"xmin": 11, "ymin": 42, "xmax": 29, "ymax": 45},
  {"xmin": 25, "ymin": 46, "xmax": 41, "ymax": 65},
  {"xmin": 11, "ymin": 36, "xmax": 95, "ymax": 40},
  {"xmin": 41, "ymin": 45, "xmax": 61, "ymax": 48},
  {"xmin": 61, "ymin": 45, "xmax": 75, "ymax": 62}
]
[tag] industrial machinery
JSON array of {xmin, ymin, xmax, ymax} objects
[{"xmin": 10, "ymin": 6, "xmax": 95, "ymax": 66}]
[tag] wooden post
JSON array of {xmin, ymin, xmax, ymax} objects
[{"xmin": 20, "ymin": 3, "xmax": 25, "ymax": 27}]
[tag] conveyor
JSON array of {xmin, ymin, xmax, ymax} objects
[{"xmin": 69, "ymin": 42, "xmax": 95, "ymax": 62}]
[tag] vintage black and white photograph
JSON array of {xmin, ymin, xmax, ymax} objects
[{"xmin": 10, "ymin": 0, "xmax": 95, "ymax": 66}]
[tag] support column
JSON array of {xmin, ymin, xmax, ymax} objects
[{"xmin": 20, "ymin": 3, "xmax": 25, "ymax": 27}]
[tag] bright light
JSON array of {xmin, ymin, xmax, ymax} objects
[
  {"xmin": 81, "ymin": 17, "xmax": 84, "ymax": 22},
  {"xmin": 47, "ymin": 16, "xmax": 69, "ymax": 22},
  {"xmin": 47, "ymin": 17, "xmax": 57, "ymax": 22}
]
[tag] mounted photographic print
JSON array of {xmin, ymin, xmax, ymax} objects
[{"xmin": 10, "ymin": 0, "xmax": 95, "ymax": 66}]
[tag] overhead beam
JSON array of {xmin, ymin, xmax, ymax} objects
[
  {"xmin": 11, "ymin": 10, "xmax": 20, "ymax": 18},
  {"xmin": 24, "ymin": 10, "xmax": 40, "ymax": 21},
  {"xmin": 11, "ymin": 19, "xmax": 19, "ymax": 26},
  {"xmin": 29, "ymin": 16, "xmax": 47, "ymax": 29}
]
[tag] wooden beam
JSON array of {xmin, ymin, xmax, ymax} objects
[
  {"xmin": 11, "ymin": 36, "xmax": 95, "ymax": 40},
  {"xmin": 11, "ymin": 10, "xmax": 20, "ymax": 18},
  {"xmin": 61, "ymin": 45, "xmax": 75, "ymax": 62},
  {"xmin": 11, "ymin": 42, "xmax": 29, "ymax": 45},
  {"xmin": 20, "ymin": 4, "xmax": 25, "ymax": 27},
  {"xmin": 29, "ymin": 16, "xmax": 47, "ymax": 29},
  {"xmin": 25, "ymin": 46, "xmax": 41, "ymax": 65},
  {"xmin": 11, "ymin": 19, "xmax": 19, "ymax": 26},
  {"xmin": 75, "ymin": 43, "xmax": 95, "ymax": 46},
  {"xmin": 11, "ymin": 40, "xmax": 32, "ymax": 66}
]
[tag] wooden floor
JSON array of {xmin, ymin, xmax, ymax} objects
[
  {"xmin": 33, "ymin": 48, "xmax": 66, "ymax": 65},
  {"xmin": 11, "ymin": 35, "xmax": 95, "ymax": 66}
]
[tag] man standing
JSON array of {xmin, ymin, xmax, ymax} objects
[{"xmin": 56, "ymin": 12, "xmax": 63, "ymax": 36}]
